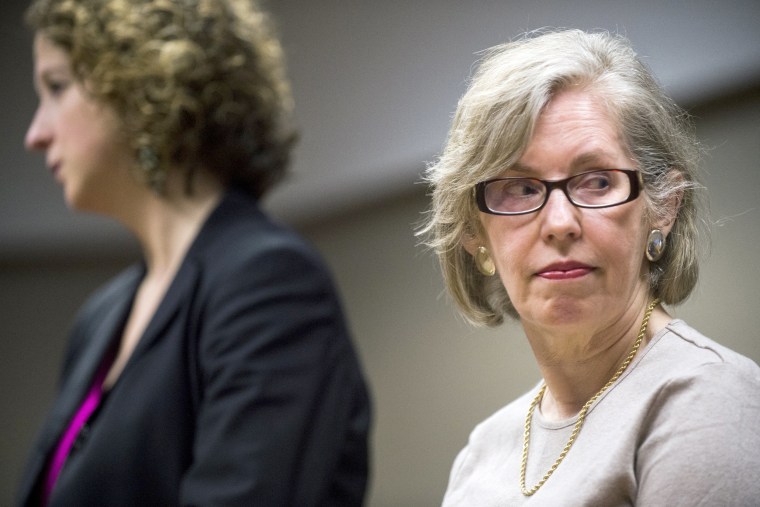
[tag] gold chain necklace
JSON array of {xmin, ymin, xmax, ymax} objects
[{"xmin": 519, "ymin": 298, "xmax": 660, "ymax": 496}]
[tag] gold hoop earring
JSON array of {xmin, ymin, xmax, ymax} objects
[
  {"xmin": 475, "ymin": 246, "xmax": 496, "ymax": 276},
  {"xmin": 646, "ymin": 229, "xmax": 666, "ymax": 262}
]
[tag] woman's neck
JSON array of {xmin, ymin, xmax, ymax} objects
[
  {"xmin": 101, "ymin": 171, "xmax": 224, "ymax": 391},
  {"xmin": 524, "ymin": 303, "xmax": 671, "ymax": 421},
  {"xmin": 122, "ymin": 171, "xmax": 224, "ymax": 277}
]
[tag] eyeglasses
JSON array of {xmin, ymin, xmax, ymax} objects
[{"xmin": 474, "ymin": 169, "xmax": 642, "ymax": 216}]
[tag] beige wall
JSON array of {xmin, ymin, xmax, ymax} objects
[{"xmin": 2, "ymin": 90, "xmax": 758, "ymax": 505}]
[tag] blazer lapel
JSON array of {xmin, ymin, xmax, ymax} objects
[
  {"xmin": 18, "ymin": 190, "xmax": 242, "ymax": 504},
  {"xmin": 124, "ymin": 189, "xmax": 238, "ymax": 361},
  {"xmin": 17, "ymin": 266, "xmax": 141, "ymax": 504},
  {"xmin": 126, "ymin": 257, "xmax": 201, "ymax": 362}
]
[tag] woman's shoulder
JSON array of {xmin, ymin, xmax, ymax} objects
[
  {"xmin": 189, "ymin": 188, "xmax": 330, "ymax": 279},
  {"xmin": 635, "ymin": 319, "xmax": 760, "ymax": 429},
  {"xmin": 182, "ymin": 189, "xmax": 346, "ymax": 333},
  {"xmin": 652, "ymin": 319, "xmax": 760, "ymax": 382},
  {"xmin": 635, "ymin": 320, "xmax": 760, "ymax": 504}
]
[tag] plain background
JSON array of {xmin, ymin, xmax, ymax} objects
[{"xmin": 2, "ymin": 1, "xmax": 759, "ymax": 505}]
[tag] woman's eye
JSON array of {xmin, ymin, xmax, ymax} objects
[
  {"xmin": 505, "ymin": 180, "xmax": 541, "ymax": 196},
  {"xmin": 45, "ymin": 79, "xmax": 69, "ymax": 97},
  {"xmin": 578, "ymin": 174, "xmax": 612, "ymax": 190},
  {"xmin": 589, "ymin": 177, "xmax": 610, "ymax": 189}
]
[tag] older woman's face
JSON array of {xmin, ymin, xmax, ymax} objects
[
  {"xmin": 25, "ymin": 34, "xmax": 135, "ymax": 214},
  {"xmin": 476, "ymin": 89, "xmax": 656, "ymax": 336}
]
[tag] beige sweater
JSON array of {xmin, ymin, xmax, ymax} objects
[{"xmin": 442, "ymin": 320, "xmax": 760, "ymax": 506}]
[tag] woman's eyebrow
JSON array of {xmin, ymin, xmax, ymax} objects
[
  {"xmin": 569, "ymin": 151, "xmax": 617, "ymax": 168},
  {"xmin": 508, "ymin": 151, "xmax": 618, "ymax": 175},
  {"xmin": 35, "ymin": 64, "xmax": 69, "ymax": 85},
  {"xmin": 504, "ymin": 162, "xmax": 534, "ymax": 176}
]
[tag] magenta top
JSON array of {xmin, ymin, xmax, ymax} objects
[{"xmin": 41, "ymin": 361, "xmax": 111, "ymax": 505}]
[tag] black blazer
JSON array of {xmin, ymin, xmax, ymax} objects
[{"xmin": 17, "ymin": 188, "xmax": 371, "ymax": 506}]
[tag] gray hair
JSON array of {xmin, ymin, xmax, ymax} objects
[{"xmin": 419, "ymin": 29, "xmax": 707, "ymax": 326}]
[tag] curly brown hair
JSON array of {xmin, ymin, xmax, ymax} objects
[{"xmin": 26, "ymin": 0, "xmax": 297, "ymax": 197}]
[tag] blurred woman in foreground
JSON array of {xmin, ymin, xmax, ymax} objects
[{"xmin": 18, "ymin": 0, "xmax": 370, "ymax": 505}]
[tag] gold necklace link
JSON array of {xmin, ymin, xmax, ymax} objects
[{"xmin": 519, "ymin": 298, "xmax": 660, "ymax": 496}]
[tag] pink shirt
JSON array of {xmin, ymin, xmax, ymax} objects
[{"xmin": 41, "ymin": 360, "xmax": 111, "ymax": 505}]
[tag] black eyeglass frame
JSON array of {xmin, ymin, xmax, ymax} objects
[{"xmin": 474, "ymin": 169, "xmax": 643, "ymax": 216}]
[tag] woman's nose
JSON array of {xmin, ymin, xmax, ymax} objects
[
  {"xmin": 25, "ymin": 106, "xmax": 51, "ymax": 152},
  {"xmin": 539, "ymin": 188, "xmax": 582, "ymax": 241}
]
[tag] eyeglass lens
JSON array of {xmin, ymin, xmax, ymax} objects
[{"xmin": 483, "ymin": 170, "xmax": 634, "ymax": 213}]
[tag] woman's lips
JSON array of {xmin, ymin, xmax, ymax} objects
[{"xmin": 536, "ymin": 262, "xmax": 594, "ymax": 280}]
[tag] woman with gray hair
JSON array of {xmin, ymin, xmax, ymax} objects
[{"xmin": 421, "ymin": 29, "xmax": 760, "ymax": 505}]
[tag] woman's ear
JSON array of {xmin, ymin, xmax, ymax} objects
[
  {"xmin": 461, "ymin": 222, "xmax": 497, "ymax": 276},
  {"xmin": 460, "ymin": 230, "xmax": 481, "ymax": 257},
  {"xmin": 655, "ymin": 169, "xmax": 684, "ymax": 237}
]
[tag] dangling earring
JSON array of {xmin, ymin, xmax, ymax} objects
[
  {"xmin": 646, "ymin": 229, "xmax": 666, "ymax": 262},
  {"xmin": 475, "ymin": 246, "xmax": 496, "ymax": 276},
  {"xmin": 138, "ymin": 145, "xmax": 166, "ymax": 195}
]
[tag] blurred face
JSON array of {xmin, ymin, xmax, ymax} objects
[
  {"xmin": 25, "ymin": 34, "xmax": 135, "ymax": 213},
  {"xmin": 474, "ymin": 90, "xmax": 654, "ymax": 337}
]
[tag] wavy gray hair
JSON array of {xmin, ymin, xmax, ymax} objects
[{"xmin": 419, "ymin": 29, "xmax": 707, "ymax": 326}]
